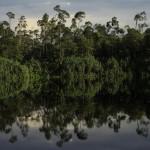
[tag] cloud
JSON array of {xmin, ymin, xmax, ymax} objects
[{"xmin": 0, "ymin": 0, "xmax": 149, "ymax": 28}]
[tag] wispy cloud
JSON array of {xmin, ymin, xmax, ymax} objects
[{"xmin": 0, "ymin": 0, "xmax": 149, "ymax": 28}]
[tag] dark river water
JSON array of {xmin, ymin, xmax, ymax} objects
[
  {"xmin": 0, "ymin": 80, "xmax": 150, "ymax": 150},
  {"xmin": 0, "ymin": 74, "xmax": 150, "ymax": 150}
]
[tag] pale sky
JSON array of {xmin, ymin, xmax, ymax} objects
[{"xmin": 0, "ymin": 0, "xmax": 150, "ymax": 29}]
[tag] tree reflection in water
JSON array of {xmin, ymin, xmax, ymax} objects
[
  {"xmin": 0, "ymin": 77, "xmax": 150, "ymax": 147},
  {"xmin": 0, "ymin": 95, "xmax": 150, "ymax": 147}
]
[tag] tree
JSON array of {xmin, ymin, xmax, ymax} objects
[
  {"xmin": 54, "ymin": 5, "xmax": 70, "ymax": 23},
  {"xmin": 134, "ymin": 11, "xmax": 148, "ymax": 32},
  {"xmin": 74, "ymin": 11, "xmax": 86, "ymax": 28},
  {"xmin": 53, "ymin": 5, "xmax": 70, "ymax": 65},
  {"xmin": 6, "ymin": 12, "xmax": 15, "ymax": 28},
  {"xmin": 106, "ymin": 17, "xmax": 124, "ymax": 36},
  {"xmin": 37, "ymin": 13, "xmax": 50, "ymax": 55}
]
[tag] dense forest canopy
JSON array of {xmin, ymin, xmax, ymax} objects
[
  {"xmin": 0, "ymin": 6, "xmax": 150, "ymax": 98},
  {"xmin": 1, "ymin": 2, "xmax": 150, "ymax": 150}
]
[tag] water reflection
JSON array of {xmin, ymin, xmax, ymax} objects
[
  {"xmin": 0, "ymin": 74, "xmax": 150, "ymax": 149},
  {"xmin": 0, "ymin": 92, "xmax": 150, "ymax": 148}
]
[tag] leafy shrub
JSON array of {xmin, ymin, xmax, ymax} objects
[{"xmin": 0, "ymin": 57, "xmax": 29, "ymax": 99}]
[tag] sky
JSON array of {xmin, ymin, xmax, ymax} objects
[{"xmin": 0, "ymin": 0, "xmax": 150, "ymax": 29}]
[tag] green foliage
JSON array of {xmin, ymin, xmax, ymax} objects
[
  {"xmin": 0, "ymin": 57, "xmax": 29, "ymax": 99},
  {"xmin": 62, "ymin": 56, "xmax": 102, "ymax": 80},
  {"xmin": 0, "ymin": 8, "xmax": 149, "ymax": 97},
  {"xmin": 25, "ymin": 59, "xmax": 43, "ymax": 95},
  {"xmin": 0, "ymin": 57, "xmax": 45, "ymax": 99},
  {"xmin": 63, "ymin": 80, "xmax": 102, "ymax": 98},
  {"xmin": 104, "ymin": 57, "xmax": 126, "ymax": 95}
]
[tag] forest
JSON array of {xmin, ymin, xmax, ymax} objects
[{"xmin": 0, "ymin": 5, "xmax": 150, "ymax": 99}]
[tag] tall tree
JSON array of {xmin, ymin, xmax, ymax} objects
[
  {"xmin": 74, "ymin": 11, "xmax": 86, "ymax": 28},
  {"xmin": 134, "ymin": 11, "xmax": 148, "ymax": 32},
  {"xmin": 53, "ymin": 5, "xmax": 70, "ymax": 65},
  {"xmin": 6, "ymin": 12, "xmax": 15, "ymax": 28}
]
